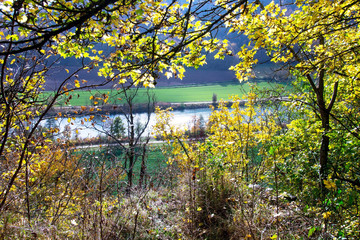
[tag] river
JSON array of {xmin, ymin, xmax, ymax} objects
[{"xmin": 42, "ymin": 107, "xmax": 213, "ymax": 139}]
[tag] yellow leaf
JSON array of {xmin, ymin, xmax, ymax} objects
[
  {"xmin": 323, "ymin": 179, "xmax": 336, "ymax": 190},
  {"xmin": 74, "ymin": 80, "xmax": 80, "ymax": 88},
  {"xmin": 322, "ymin": 211, "xmax": 331, "ymax": 219},
  {"xmin": 270, "ymin": 234, "xmax": 277, "ymax": 239}
]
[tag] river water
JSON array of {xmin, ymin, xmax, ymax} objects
[{"xmin": 42, "ymin": 107, "xmax": 213, "ymax": 139}]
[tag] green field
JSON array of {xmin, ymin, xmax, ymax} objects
[
  {"xmin": 78, "ymin": 144, "xmax": 168, "ymax": 186},
  {"xmin": 44, "ymin": 82, "xmax": 290, "ymax": 106}
]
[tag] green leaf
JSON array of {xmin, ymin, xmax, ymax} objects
[
  {"xmin": 269, "ymin": 146, "xmax": 276, "ymax": 155},
  {"xmin": 308, "ymin": 226, "xmax": 316, "ymax": 237},
  {"xmin": 135, "ymin": 9, "xmax": 144, "ymax": 16}
]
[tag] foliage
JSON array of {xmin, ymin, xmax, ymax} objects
[
  {"xmin": 0, "ymin": 0, "xmax": 246, "ymax": 86},
  {"xmin": 0, "ymin": 137, "xmax": 85, "ymax": 238},
  {"xmin": 1, "ymin": 0, "xmax": 360, "ymax": 238},
  {"xmin": 224, "ymin": 1, "xmax": 360, "ymax": 237},
  {"xmin": 154, "ymin": 85, "xmax": 360, "ymax": 238},
  {"xmin": 110, "ymin": 116, "xmax": 125, "ymax": 139},
  {"xmin": 227, "ymin": 0, "xmax": 360, "ymax": 183},
  {"xmin": 0, "ymin": 137, "xmax": 177, "ymax": 239},
  {"xmin": 0, "ymin": 0, "xmax": 248, "ymax": 222},
  {"xmin": 270, "ymin": 78, "xmax": 360, "ymax": 237},
  {"xmin": 153, "ymin": 92, "xmax": 303, "ymax": 239}
]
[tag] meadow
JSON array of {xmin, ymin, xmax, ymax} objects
[{"xmin": 44, "ymin": 81, "xmax": 290, "ymax": 106}]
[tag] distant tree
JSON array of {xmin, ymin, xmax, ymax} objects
[
  {"xmin": 63, "ymin": 125, "xmax": 72, "ymax": 140},
  {"xmin": 96, "ymin": 87, "xmax": 155, "ymax": 192},
  {"xmin": 198, "ymin": 114, "xmax": 206, "ymax": 137},
  {"xmin": 135, "ymin": 119, "xmax": 144, "ymax": 137},
  {"xmin": 188, "ymin": 115, "xmax": 206, "ymax": 140},
  {"xmin": 212, "ymin": 93, "xmax": 218, "ymax": 107},
  {"xmin": 110, "ymin": 117, "xmax": 125, "ymax": 140}
]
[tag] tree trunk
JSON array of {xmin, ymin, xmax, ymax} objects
[
  {"xmin": 138, "ymin": 140, "xmax": 148, "ymax": 189},
  {"xmin": 306, "ymin": 66, "xmax": 338, "ymax": 197},
  {"xmin": 315, "ymin": 74, "xmax": 338, "ymax": 197},
  {"xmin": 319, "ymin": 109, "xmax": 330, "ymax": 190},
  {"xmin": 126, "ymin": 99, "xmax": 135, "ymax": 194}
]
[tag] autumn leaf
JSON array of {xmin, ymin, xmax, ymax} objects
[
  {"xmin": 323, "ymin": 179, "xmax": 337, "ymax": 190},
  {"xmin": 74, "ymin": 80, "xmax": 80, "ymax": 88},
  {"xmin": 322, "ymin": 211, "xmax": 331, "ymax": 219}
]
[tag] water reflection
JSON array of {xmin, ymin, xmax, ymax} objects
[{"xmin": 43, "ymin": 107, "xmax": 213, "ymax": 139}]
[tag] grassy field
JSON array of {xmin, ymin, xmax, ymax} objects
[
  {"xmin": 44, "ymin": 82, "xmax": 291, "ymax": 106},
  {"xmin": 78, "ymin": 144, "xmax": 168, "ymax": 186}
]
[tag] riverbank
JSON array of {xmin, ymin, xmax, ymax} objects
[
  {"xmin": 46, "ymin": 97, "xmax": 288, "ymax": 117},
  {"xmin": 46, "ymin": 101, "xmax": 215, "ymax": 117}
]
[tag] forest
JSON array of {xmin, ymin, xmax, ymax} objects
[{"xmin": 0, "ymin": 0, "xmax": 359, "ymax": 239}]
